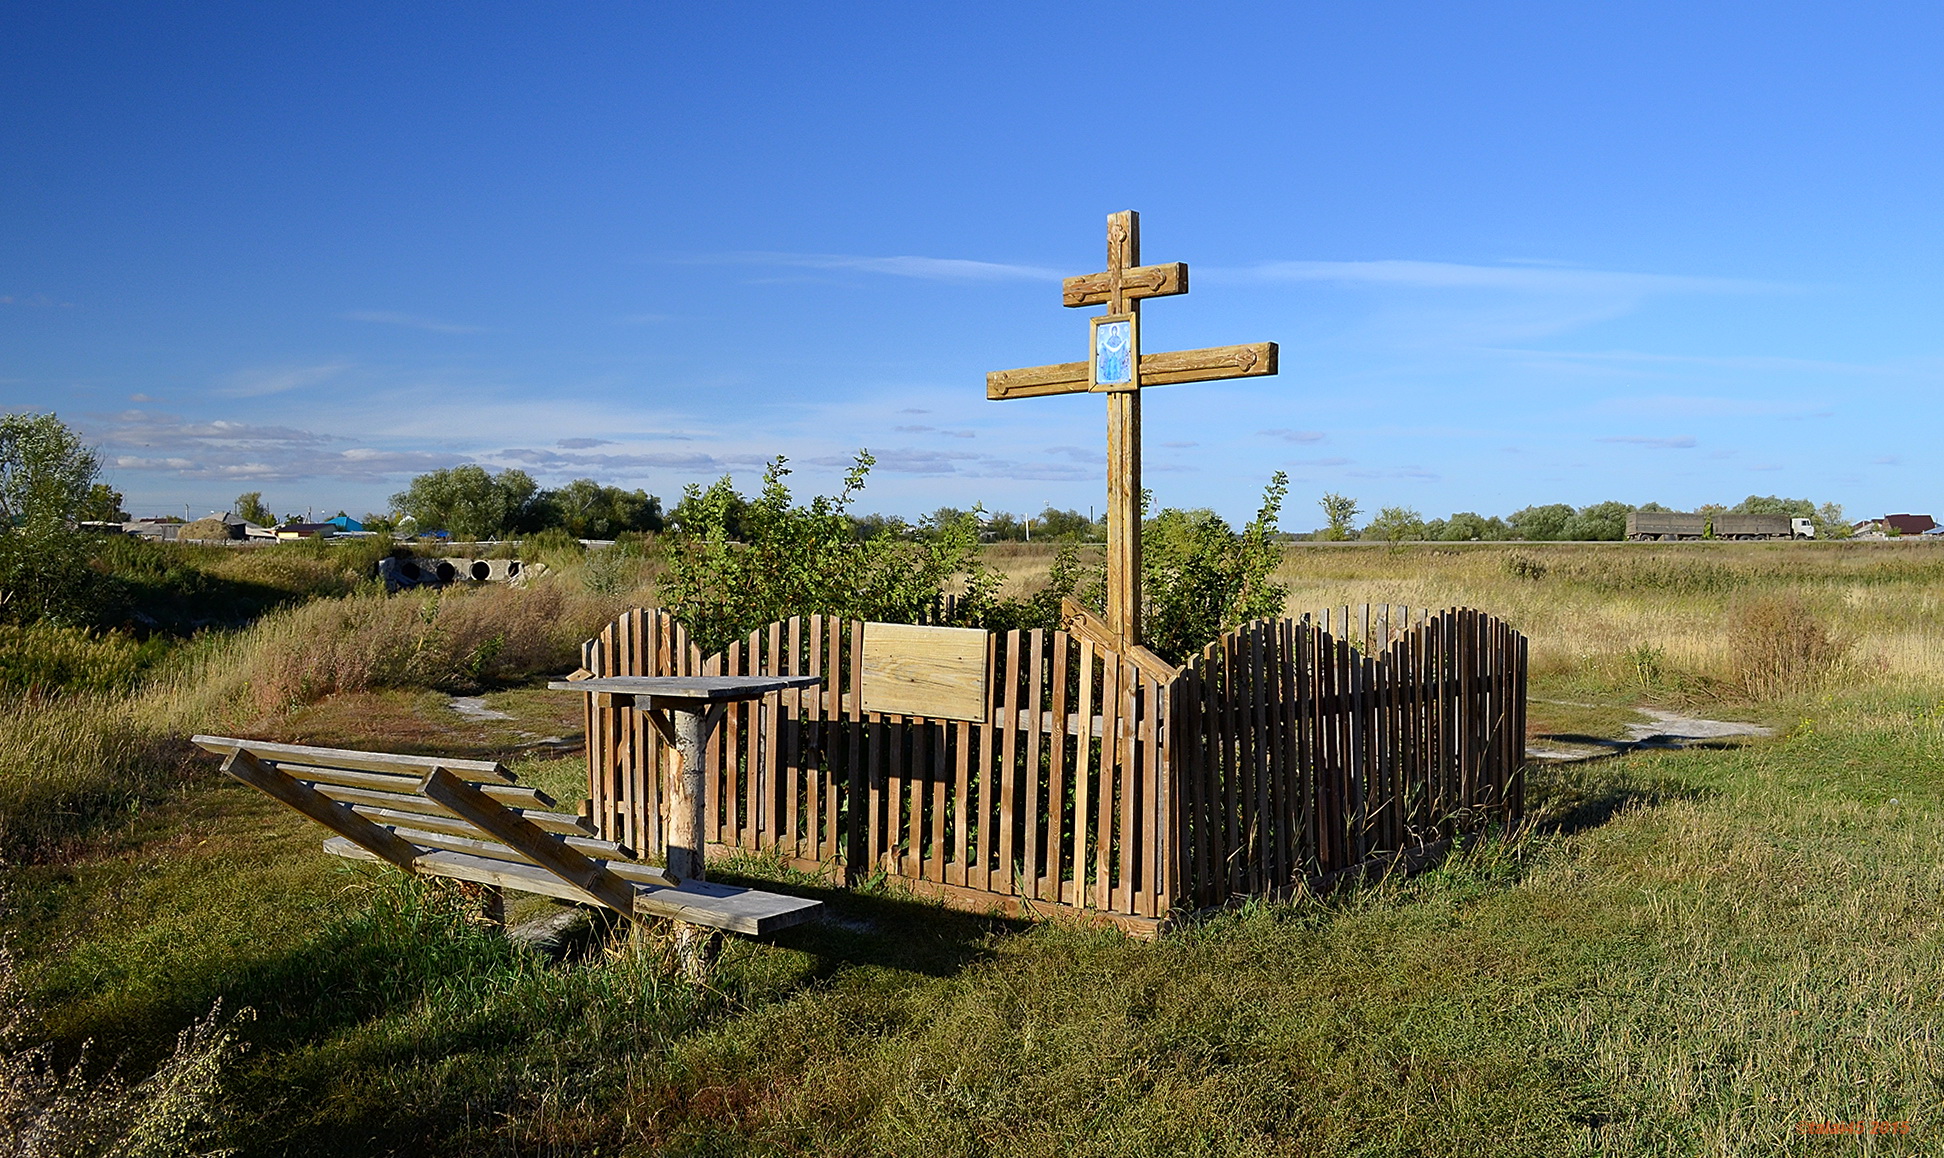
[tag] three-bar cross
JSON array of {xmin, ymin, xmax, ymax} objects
[{"xmin": 986, "ymin": 210, "xmax": 1278, "ymax": 652}]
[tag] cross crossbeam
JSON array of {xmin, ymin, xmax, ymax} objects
[{"xmin": 986, "ymin": 211, "xmax": 1279, "ymax": 650}]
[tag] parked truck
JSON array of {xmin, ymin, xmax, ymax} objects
[{"xmin": 1624, "ymin": 511, "xmax": 1815, "ymax": 541}]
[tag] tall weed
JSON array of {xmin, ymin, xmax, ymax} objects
[
  {"xmin": 1727, "ymin": 592, "xmax": 1849, "ymax": 700},
  {"xmin": 1, "ymin": 908, "xmax": 247, "ymax": 1158},
  {"xmin": 142, "ymin": 580, "xmax": 634, "ymax": 727},
  {"xmin": 0, "ymin": 698, "xmax": 195, "ymax": 862}
]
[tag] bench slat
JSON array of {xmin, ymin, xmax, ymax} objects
[
  {"xmin": 194, "ymin": 735, "xmax": 513, "ymax": 782},
  {"xmin": 311, "ymin": 783, "xmax": 594, "ymax": 837},
  {"xmin": 273, "ymin": 763, "xmax": 558, "ymax": 809},
  {"xmin": 324, "ymin": 839, "xmax": 823, "ymax": 935},
  {"xmin": 366, "ymin": 814, "xmax": 647, "ymax": 870},
  {"xmin": 422, "ymin": 768, "xmax": 638, "ymax": 915},
  {"xmin": 381, "ymin": 824, "xmax": 676, "ymax": 888}
]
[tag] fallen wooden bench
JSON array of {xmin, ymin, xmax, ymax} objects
[{"xmin": 192, "ymin": 735, "xmax": 823, "ymax": 937}]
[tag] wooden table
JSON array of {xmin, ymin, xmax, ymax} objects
[{"xmin": 546, "ymin": 675, "xmax": 823, "ymax": 882}]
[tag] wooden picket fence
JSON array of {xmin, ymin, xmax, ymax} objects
[{"xmin": 576, "ymin": 604, "xmax": 1526, "ymax": 935}]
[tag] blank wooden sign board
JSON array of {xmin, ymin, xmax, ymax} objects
[{"xmin": 860, "ymin": 623, "xmax": 988, "ymax": 722}]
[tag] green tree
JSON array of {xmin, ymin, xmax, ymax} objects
[
  {"xmin": 1363, "ymin": 505, "xmax": 1426, "ymax": 543},
  {"xmin": 1508, "ymin": 503, "xmax": 1576, "ymax": 541},
  {"xmin": 233, "ymin": 491, "xmax": 276, "ymax": 526},
  {"xmin": 0, "ymin": 413, "xmax": 116, "ymax": 625},
  {"xmin": 0, "ymin": 412, "xmax": 99, "ymax": 530},
  {"xmin": 1561, "ymin": 500, "xmax": 1631, "ymax": 541},
  {"xmin": 391, "ymin": 466, "xmax": 539, "ymax": 540},
  {"xmin": 1034, "ymin": 507, "xmax": 1100, "ymax": 541},
  {"xmin": 1433, "ymin": 511, "xmax": 1511, "ymax": 541},
  {"xmin": 1316, "ymin": 492, "xmax": 1360, "ymax": 541},
  {"xmin": 78, "ymin": 483, "xmax": 128, "ymax": 523},
  {"xmin": 534, "ymin": 478, "xmax": 663, "ymax": 539}
]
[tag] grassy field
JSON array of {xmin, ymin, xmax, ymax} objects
[{"xmin": 4, "ymin": 539, "xmax": 1942, "ymax": 1155}]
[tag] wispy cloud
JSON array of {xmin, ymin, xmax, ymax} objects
[
  {"xmin": 1260, "ymin": 429, "xmax": 1326, "ymax": 443},
  {"xmin": 694, "ymin": 252, "xmax": 1060, "ymax": 283},
  {"xmin": 557, "ymin": 437, "xmax": 615, "ymax": 449},
  {"xmin": 1222, "ymin": 260, "xmax": 1778, "ymax": 296},
  {"xmin": 1598, "ymin": 435, "xmax": 1698, "ymax": 448},
  {"xmin": 1592, "ymin": 394, "xmax": 1833, "ymax": 419},
  {"xmin": 216, "ymin": 363, "xmax": 348, "ymax": 398},
  {"xmin": 341, "ymin": 309, "xmax": 486, "ymax": 334}
]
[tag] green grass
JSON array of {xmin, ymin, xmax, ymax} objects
[
  {"xmin": 7, "ymin": 681, "xmax": 1942, "ymax": 1155},
  {"xmin": 7, "ymin": 540, "xmax": 1944, "ymax": 1154}
]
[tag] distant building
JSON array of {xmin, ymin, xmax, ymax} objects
[
  {"xmin": 1852, "ymin": 513, "xmax": 1937, "ymax": 537},
  {"xmin": 275, "ymin": 522, "xmax": 337, "ymax": 540},
  {"xmin": 324, "ymin": 514, "xmax": 365, "ymax": 532}
]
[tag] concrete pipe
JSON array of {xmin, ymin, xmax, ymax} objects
[
  {"xmin": 434, "ymin": 559, "xmax": 458, "ymax": 584},
  {"xmin": 506, "ymin": 560, "xmax": 523, "ymax": 578},
  {"xmin": 471, "ymin": 560, "xmax": 492, "ymax": 581}
]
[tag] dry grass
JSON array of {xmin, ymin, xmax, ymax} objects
[
  {"xmin": 973, "ymin": 540, "xmax": 1939, "ymax": 701},
  {"xmin": 138, "ymin": 578, "xmax": 650, "ymax": 734}
]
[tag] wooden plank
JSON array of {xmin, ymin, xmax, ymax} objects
[
  {"xmin": 352, "ymin": 806, "xmax": 630, "ymax": 859},
  {"xmin": 1062, "ymin": 260, "xmax": 1187, "ymax": 307},
  {"xmin": 271, "ymin": 762, "xmax": 555, "ymax": 810},
  {"xmin": 846, "ymin": 619, "xmax": 867, "ymax": 882},
  {"xmin": 379, "ymin": 823, "xmax": 674, "ymax": 888},
  {"xmin": 1022, "ymin": 629, "xmax": 1046, "ymax": 892},
  {"xmin": 1070, "ymin": 638, "xmax": 1095, "ymax": 906},
  {"xmin": 804, "ymin": 615, "xmax": 824, "ymax": 861},
  {"xmin": 193, "ymin": 736, "xmax": 510, "ymax": 781},
  {"xmin": 825, "ymin": 615, "xmax": 844, "ymax": 862},
  {"xmin": 222, "ymin": 749, "xmax": 419, "ymax": 871},
  {"xmin": 1093, "ymin": 652, "xmax": 1119, "ymax": 911},
  {"xmin": 985, "ymin": 342, "xmax": 1280, "ymax": 401},
  {"xmin": 761, "ymin": 621, "xmax": 782, "ymax": 845},
  {"xmin": 997, "ymin": 630, "xmax": 1022, "ymax": 893},
  {"xmin": 950, "ymin": 713, "xmax": 971, "ymax": 888},
  {"xmin": 308, "ymin": 782, "xmax": 594, "ymax": 837},
  {"xmin": 859, "ymin": 623, "xmax": 989, "ymax": 722},
  {"xmin": 324, "ymin": 838, "xmax": 822, "ymax": 936},
  {"xmin": 785, "ymin": 616, "xmax": 803, "ymax": 859},
  {"xmin": 422, "ymin": 767, "xmax": 639, "ymax": 914},
  {"xmin": 1135, "ymin": 672, "xmax": 1150, "ymax": 917},
  {"xmin": 1044, "ymin": 631, "xmax": 1070, "ymax": 902},
  {"xmin": 928, "ymin": 720, "xmax": 947, "ymax": 883}
]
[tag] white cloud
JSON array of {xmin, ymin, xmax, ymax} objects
[
  {"xmin": 697, "ymin": 252, "xmax": 1060, "ymax": 283},
  {"xmin": 1223, "ymin": 260, "xmax": 1776, "ymax": 296},
  {"xmin": 1260, "ymin": 429, "xmax": 1326, "ymax": 443},
  {"xmin": 216, "ymin": 363, "xmax": 349, "ymax": 398}
]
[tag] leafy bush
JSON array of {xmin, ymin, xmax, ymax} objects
[
  {"xmin": 1050, "ymin": 475, "xmax": 1291, "ymax": 664},
  {"xmin": 662, "ymin": 453, "xmax": 992, "ymax": 655}
]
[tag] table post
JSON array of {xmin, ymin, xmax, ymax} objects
[{"xmin": 665, "ymin": 708, "xmax": 709, "ymax": 882}]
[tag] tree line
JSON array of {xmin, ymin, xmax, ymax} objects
[{"xmin": 1313, "ymin": 493, "xmax": 1854, "ymax": 542}]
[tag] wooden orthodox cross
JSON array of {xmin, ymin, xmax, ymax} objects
[{"xmin": 987, "ymin": 210, "xmax": 1278, "ymax": 656}]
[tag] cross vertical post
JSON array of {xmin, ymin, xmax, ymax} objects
[
  {"xmin": 986, "ymin": 211, "xmax": 1280, "ymax": 655},
  {"xmin": 1103, "ymin": 210, "xmax": 1142, "ymax": 644}
]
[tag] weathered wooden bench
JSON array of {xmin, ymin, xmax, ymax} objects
[{"xmin": 192, "ymin": 735, "xmax": 823, "ymax": 937}]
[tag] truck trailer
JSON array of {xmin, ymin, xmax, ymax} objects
[{"xmin": 1624, "ymin": 512, "xmax": 1814, "ymax": 541}]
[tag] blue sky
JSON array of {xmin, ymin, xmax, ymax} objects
[{"xmin": 3, "ymin": 3, "xmax": 1941, "ymax": 528}]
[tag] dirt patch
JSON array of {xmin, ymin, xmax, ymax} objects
[{"xmin": 1531, "ymin": 706, "xmax": 1771, "ymax": 762}]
